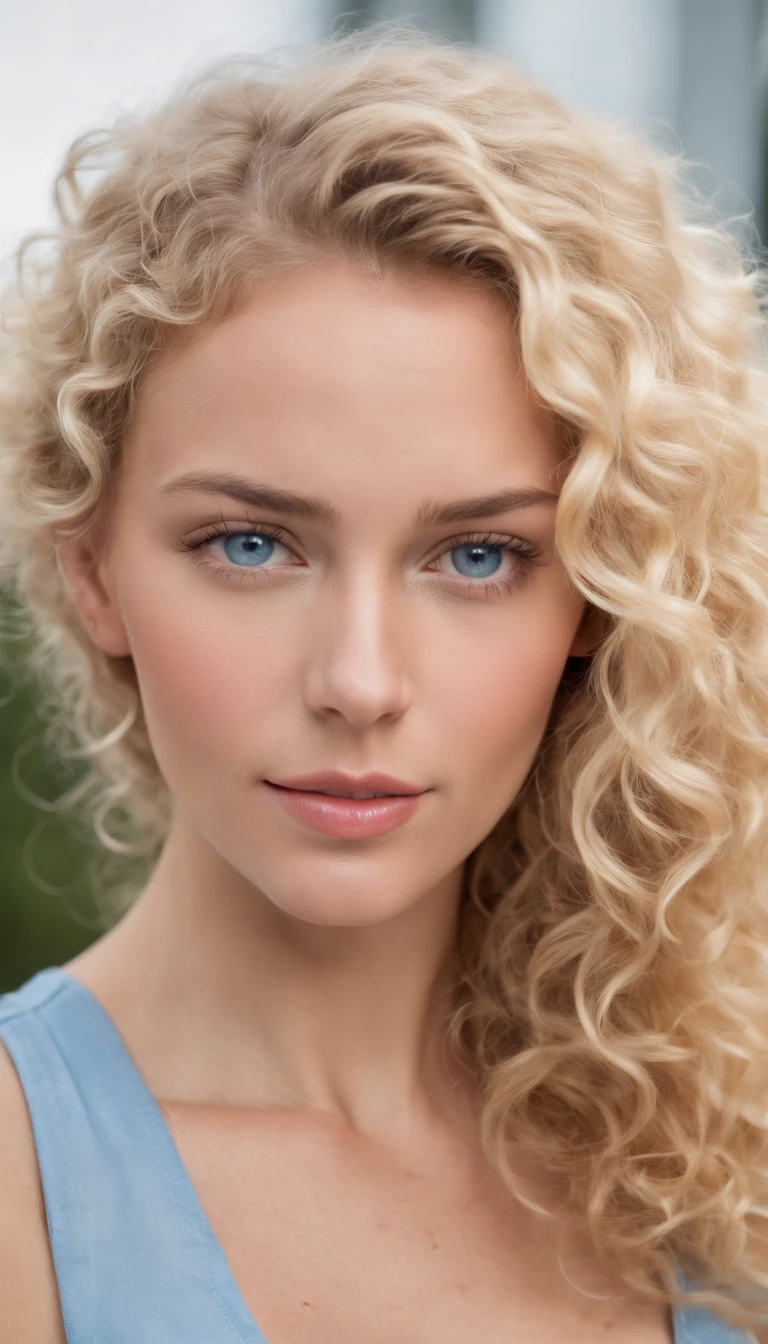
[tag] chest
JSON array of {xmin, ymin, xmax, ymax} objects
[{"xmin": 162, "ymin": 1104, "xmax": 675, "ymax": 1344}]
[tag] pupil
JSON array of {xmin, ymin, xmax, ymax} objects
[
  {"xmin": 454, "ymin": 543, "xmax": 502, "ymax": 579},
  {"xmin": 223, "ymin": 534, "xmax": 274, "ymax": 567}
]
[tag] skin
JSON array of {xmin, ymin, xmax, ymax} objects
[
  {"xmin": 58, "ymin": 255, "xmax": 599, "ymax": 1126},
  {"xmin": 0, "ymin": 256, "xmax": 674, "ymax": 1342}
]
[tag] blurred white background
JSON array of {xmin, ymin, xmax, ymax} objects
[
  {"xmin": 1, "ymin": 0, "xmax": 767, "ymax": 265},
  {"xmin": 0, "ymin": 0, "xmax": 333, "ymax": 260}
]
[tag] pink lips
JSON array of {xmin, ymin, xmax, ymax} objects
[{"xmin": 263, "ymin": 769, "xmax": 429, "ymax": 839}]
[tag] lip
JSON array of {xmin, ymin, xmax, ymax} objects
[
  {"xmin": 262, "ymin": 770, "xmax": 430, "ymax": 839},
  {"xmin": 265, "ymin": 769, "xmax": 425, "ymax": 796}
]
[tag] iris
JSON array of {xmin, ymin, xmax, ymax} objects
[
  {"xmin": 450, "ymin": 543, "xmax": 502, "ymax": 579},
  {"xmin": 222, "ymin": 534, "xmax": 275, "ymax": 566}
]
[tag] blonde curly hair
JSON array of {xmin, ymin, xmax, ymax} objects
[{"xmin": 1, "ymin": 21, "xmax": 767, "ymax": 1332}]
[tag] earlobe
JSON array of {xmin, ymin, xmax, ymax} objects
[
  {"xmin": 54, "ymin": 528, "xmax": 132, "ymax": 658},
  {"xmin": 568, "ymin": 603, "xmax": 610, "ymax": 659}
]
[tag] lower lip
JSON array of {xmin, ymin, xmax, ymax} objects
[{"xmin": 263, "ymin": 782, "xmax": 427, "ymax": 838}]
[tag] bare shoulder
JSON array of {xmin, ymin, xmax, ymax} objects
[{"xmin": 0, "ymin": 1039, "xmax": 67, "ymax": 1342}]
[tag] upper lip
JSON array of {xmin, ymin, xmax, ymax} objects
[{"xmin": 264, "ymin": 770, "xmax": 426, "ymax": 796}]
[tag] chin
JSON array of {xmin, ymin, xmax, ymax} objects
[{"xmin": 259, "ymin": 869, "xmax": 424, "ymax": 929}]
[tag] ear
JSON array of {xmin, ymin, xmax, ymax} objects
[
  {"xmin": 568, "ymin": 602, "xmax": 610, "ymax": 659},
  {"xmin": 54, "ymin": 518, "xmax": 132, "ymax": 659}
]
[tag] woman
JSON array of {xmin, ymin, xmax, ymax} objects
[{"xmin": 0, "ymin": 24, "xmax": 765, "ymax": 1344}]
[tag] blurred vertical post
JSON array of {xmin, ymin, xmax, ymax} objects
[
  {"xmin": 473, "ymin": 0, "xmax": 767, "ymax": 247},
  {"xmin": 333, "ymin": 0, "xmax": 473, "ymax": 41},
  {"xmin": 679, "ymin": 0, "xmax": 766, "ymax": 247}
]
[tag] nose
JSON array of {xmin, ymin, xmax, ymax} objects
[{"xmin": 303, "ymin": 569, "xmax": 414, "ymax": 728}]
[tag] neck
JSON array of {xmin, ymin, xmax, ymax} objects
[{"xmin": 69, "ymin": 811, "xmax": 478, "ymax": 1144}]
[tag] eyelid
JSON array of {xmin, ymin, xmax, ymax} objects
[
  {"xmin": 178, "ymin": 518, "xmax": 298, "ymax": 553},
  {"xmin": 427, "ymin": 528, "xmax": 539, "ymax": 557},
  {"xmin": 180, "ymin": 520, "xmax": 538, "ymax": 554}
]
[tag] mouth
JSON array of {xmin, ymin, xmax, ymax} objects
[
  {"xmin": 264, "ymin": 769, "xmax": 425, "ymax": 797},
  {"xmin": 263, "ymin": 781, "xmax": 429, "ymax": 839},
  {"xmin": 268, "ymin": 784, "xmax": 405, "ymax": 799}
]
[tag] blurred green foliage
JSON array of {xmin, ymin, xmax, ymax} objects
[{"xmin": 0, "ymin": 630, "xmax": 102, "ymax": 993}]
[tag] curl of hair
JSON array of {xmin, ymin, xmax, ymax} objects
[{"xmin": 1, "ymin": 22, "xmax": 767, "ymax": 1331}]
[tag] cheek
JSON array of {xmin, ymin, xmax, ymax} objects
[
  {"xmin": 430, "ymin": 603, "xmax": 574, "ymax": 791},
  {"xmin": 118, "ymin": 567, "xmax": 293, "ymax": 781}
]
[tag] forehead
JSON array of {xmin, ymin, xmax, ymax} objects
[{"xmin": 123, "ymin": 258, "xmax": 565, "ymax": 501}]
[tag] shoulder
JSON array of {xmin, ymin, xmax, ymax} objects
[{"xmin": 0, "ymin": 1037, "xmax": 67, "ymax": 1342}]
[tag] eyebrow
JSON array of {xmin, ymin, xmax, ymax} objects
[{"xmin": 157, "ymin": 471, "xmax": 559, "ymax": 528}]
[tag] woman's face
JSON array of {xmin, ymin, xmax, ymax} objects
[{"xmin": 71, "ymin": 257, "xmax": 593, "ymax": 926}]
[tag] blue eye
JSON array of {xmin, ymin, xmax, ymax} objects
[
  {"xmin": 448, "ymin": 543, "xmax": 503, "ymax": 579},
  {"xmin": 221, "ymin": 533, "xmax": 278, "ymax": 567}
]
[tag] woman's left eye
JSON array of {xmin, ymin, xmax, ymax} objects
[
  {"xmin": 430, "ymin": 536, "xmax": 528, "ymax": 580},
  {"xmin": 426, "ymin": 532, "xmax": 544, "ymax": 597}
]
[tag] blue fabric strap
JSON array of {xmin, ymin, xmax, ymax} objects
[
  {"xmin": 0, "ymin": 966, "xmax": 753, "ymax": 1343},
  {"xmin": 0, "ymin": 967, "xmax": 267, "ymax": 1344}
]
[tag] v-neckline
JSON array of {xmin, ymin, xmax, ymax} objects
[
  {"xmin": 44, "ymin": 966, "xmax": 271, "ymax": 1344},
  {"xmin": 41, "ymin": 966, "xmax": 700, "ymax": 1344}
]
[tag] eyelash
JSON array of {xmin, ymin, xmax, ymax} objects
[{"xmin": 181, "ymin": 521, "xmax": 544, "ymax": 599}]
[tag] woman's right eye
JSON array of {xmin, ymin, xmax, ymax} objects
[
  {"xmin": 206, "ymin": 530, "xmax": 293, "ymax": 569},
  {"xmin": 181, "ymin": 524, "xmax": 301, "ymax": 583}
]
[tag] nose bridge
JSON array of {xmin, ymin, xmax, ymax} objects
[{"xmin": 303, "ymin": 554, "xmax": 412, "ymax": 725}]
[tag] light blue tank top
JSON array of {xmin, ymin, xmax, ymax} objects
[{"xmin": 0, "ymin": 966, "xmax": 751, "ymax": 1343}]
